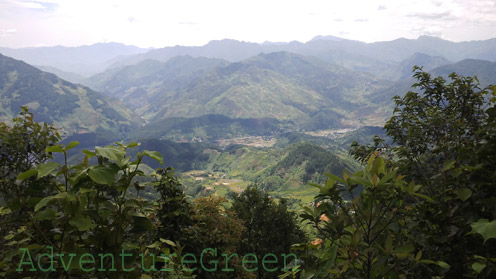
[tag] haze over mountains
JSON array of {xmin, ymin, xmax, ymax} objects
[
  {"xmin": 0, "ymin": 43, "xmax": 149, "ymax": 78},
  {"xmin": 1, "ymin": 35, "xmax": 495, "ymax": 143},
  {"xmin": 1, "ymin": 35, "xmax": 496, "ymax": 82}
]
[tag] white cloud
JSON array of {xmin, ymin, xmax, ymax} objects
[
  {"xmin": 1, "ymin": 29, "xmax": 17, "ymax": 38},
  {"xmin": 0, "ymin": 0, "xmax": 495, "ymax": 48}
]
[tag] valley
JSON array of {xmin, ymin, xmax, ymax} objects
[{"xmin": 1, "ymin": 36, "xmax": 495, "ymax": 204}]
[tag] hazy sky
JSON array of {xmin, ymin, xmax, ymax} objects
[{"xmin": 1, "ymin": 0, "xmax": 495, "ymax": 48}]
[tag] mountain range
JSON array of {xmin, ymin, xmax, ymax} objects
[
  {"xmin": 84, "ymin": 52, "xmax": 391, "ymax": 134},
  {"xmin": 2, "ymin": 36, "xmax": 496, "ymax": 84},
  {"xmin": 1, "ymin": 35, "xmax": 495, "ymax": 142}
]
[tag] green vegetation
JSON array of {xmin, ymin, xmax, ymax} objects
[
  {"xmin": 289, "ymin": 68, "xmax": 496, "ymax": 278},
  {"xmin": 230, "ymin": 187, "xmax": 307, "ymax": 279},
  {"xmin": 0, "ymin": 109, "xmax": 306, "ymax": 278}
]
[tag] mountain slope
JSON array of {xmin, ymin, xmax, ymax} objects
[
  {"xmin": 380, "ymin": 52, "xmax": 451, "ymax": 81},
  {"xmin": 149, "ymin": 61, "xmax": 329, "ymax": 123},
  {"xmin": 430, "ymin": 59, "xmax": 496, "ymax": 87},
  {"xmin": 0, "ymin": 53, "xmax": 143, "ymax": 137},
  {"xmin": 84, "ymin": 56, "xmax": 229, "ymax": 112}
]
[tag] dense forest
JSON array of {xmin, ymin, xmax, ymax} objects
[{"xmin": 0, "ymin": 67, "xmax": 495, "ymax": 279}]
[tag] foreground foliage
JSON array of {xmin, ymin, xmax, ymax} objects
[
  {"xmin": 0, "ymin": 108, "xmax": 306, "ymax": 278},
  {"xmin": 292, "ymin": 68, "xmax": 496, "ymax": 278}
]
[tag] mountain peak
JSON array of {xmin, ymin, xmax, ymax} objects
[{"xmin": 310, "ymin": 35, "xmax": 346, "ymax": 42}]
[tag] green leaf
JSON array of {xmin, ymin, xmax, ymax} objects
[
  {"xmin": 323, "ymin": 173, "xmax": 345, "ymax": 184},
  {"xmin": 82, "ymin": 150, "xmax": 96, "ymax": 158},
  {"xmin": 88, "ymin": 165, "xmax": 117, "ymax": 185},
  {"xmin": 36, "ymin": 162, "xmax": 60, "ymax": 179},
  {"xmin": 455, "ymin": 188, "xmax": 472, "ymax": 201},
  {"xmin": 377, "ymin": 169, "xmax": 398, "ymax": 187},
  {"xmin": 122, "ymin": 242, "xmax": 139, "ymax": 250},
  {"xmin": 384, "ymin": 234, "xmax": 393, "ymax": 254},
  {"xmin": 411, "ymin": 192, "xmax": 435, "ymax": 203},
  {"xmin": 471, "ymin": 219, "xmax": 496, "ymax": 244},
  {"xmin": 126, "ymin": 142, "xmax": 139, "ymax": 149},
  {"xmin": 0, "ymin": 206, "xmax": 12, "ymax": 216},
  {"xmin": 35, "ymin": 196, "xmax": 56, "ymax": 211},
  {"xmin": 95, "ymin": 146, "xmax": 125, "ymax": 162},
  {"xmin": 392, "ymin": 245, "xmax": 415, "ymax": 254},
  {"xmin": 349, "ymin": 175, "xmax": 372, "ymax": 187},
  {"xmin": 46, "ymin": 145, "xmax": 64, "ymax": 153},
  {"xmin": 372, "ymin": 156, "xmax": 386, "ymax": 174},
  {"xmin": 159, "ymin": 238, "xmax": 176, "ymax": 247},
  {"xmin": 147, "ymin": 241, "xmax": 161, "ymax": 249},
  {"xmin": 65, "ymin": 141, "xmax": 79, "ymax": 151},
  {"xmin": 472, "ymin": 262, "xmax": 486, "ymax": 274},
  {"xmin": 415, "ymin": 250, "xmax": 422, "ymax": 262},
  {"xmin": 143, "ymin": 150, "xmax": 164, "ymax": 165},
  {"xmin": 69, "ymin": 215, "xmax": 95, "ymax": 231},
  {"xmin": 442, "ymin": 160, "xmax": 456, "ymax": 171},
  {"xmin": 17, "ymin": 169, "xmax": 38, "ymax": 181},
  {"xmin": 33, "ymin": 208, "xmax": 57, "ymax": 220},
  {"xmin": 437, "ymin": 261, "xmax": 450, "ymax": 269},
  {"xmin": 419, "ymin": 259, "xmax": 437, "ymax": 265}
]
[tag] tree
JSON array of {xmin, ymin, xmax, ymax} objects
[
  {"xmin": 0, "ymin": 108, "xmax": 190, "ymax": 278},
  {"xmin": 184, "ymin": 196, "xmax": 252, "ymax": 279},
  {"xmin": 350, "ymin": 68, "xmax": 496, "ymax": 277},
  {"xmin": 294, "ymin": 154, "xmax": 440, "ymax": 279},
  {"xmin": 0, "ymin": 106, "xmax": 60, "ymax": 211},
  {"xmin": 155, "ymin": 166, "xmax": 193, "ymax": 244},
  {"xmin": 230, "ymin": 186, "xmax": 306, "ymax": 279}
]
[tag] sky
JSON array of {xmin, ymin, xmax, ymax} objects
[{"xmin": 1, "ymin": 0, "xmax": 496, "ymax": 48}]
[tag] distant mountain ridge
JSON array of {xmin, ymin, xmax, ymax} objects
[
  {"xmin": 2, "ymin": 36, "xmax": 494, "ymax": 82},
  {"xmin": 0, "ymin": 42, "xmax": 150, "ymax": 77},
  {"xmin": 430, "ymin": 59, "xmax": 496, "ymax": 87},
  {"xmin": 379, "ymin": 52, "xmax": 452, "ymax": 81},
  {"xmin": 107, "ymin": 36, "xmax": 496, "ymax": 75}
]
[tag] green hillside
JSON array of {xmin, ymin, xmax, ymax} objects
[
  {"xmin": 178, "ymin": 142, "xmax": 359, "ymax": 202},
  {"xmin": 0, "ymin": 53, "xmax": 143, "ymax": 138},
  {"xmin": 128, "ymin": 114, "xmax": 284, "ymax": 141},
  {"xmin": 148, "ymin": 62, "xmax": 329, "ymax": 124},
  {"xmin": 84, "ymin": 56, "xmax": 229, "ymax": 113},
  {"xmin": 88, "ymin": 52, "xmax": 393, "ymax": 131}
]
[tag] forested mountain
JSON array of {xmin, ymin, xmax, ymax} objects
[
  {"xmin": 86, "ymin": 52, "xmax": 391, "ymax": 130},
  {"xmin": 0, "ymin": 53, "xmax": 143, "ymax": 138},
  {"xmin": 85, "ymin": 56, "xmax": 229, "ymax": 112}
]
